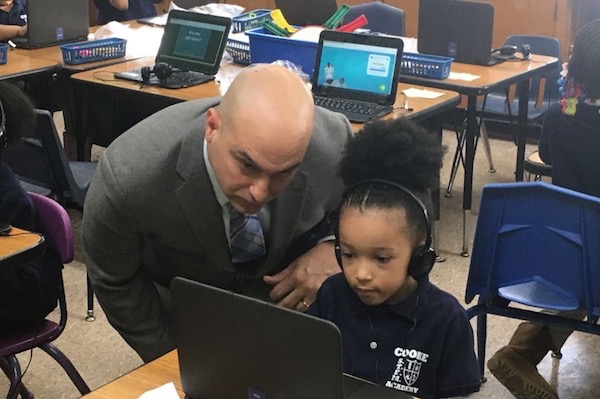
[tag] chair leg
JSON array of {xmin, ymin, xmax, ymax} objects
[
  {"xmin": 1, "ymin": 356, "xmax": 34, "ymax": 399},
  {"xmin": 476, "ymin": 313, "xmax": 488, "ymax": 381},
  {"xmin": 39, "ymin": 343, "xmax": 90, "ymax": 395},
  {"xmin": 86, "ymin": 274, "xmax": 95, "ymax": 322}
]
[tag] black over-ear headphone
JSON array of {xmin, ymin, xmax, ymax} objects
[
  {"xmin": 491, "ymin": 44, "xmax": 531, "ymax": 61},
  {"xmin": 0, "ymin": 97, "xmax": 7, "ymax": 150},
  {"xmin": 141, "ymin": 62, "xmax": 175, "ymax": 83},
  {"xmin": 334, "ymin": 179, "xmax": 437, "ymax": 280}
]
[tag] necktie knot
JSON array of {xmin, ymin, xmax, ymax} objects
[{"xmin": 229, "ymin": 206, "xmax": 266, "ymax": 263}]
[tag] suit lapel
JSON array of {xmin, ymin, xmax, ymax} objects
[
  {"xmin": 258, "ymin": 170, "xmax": 309, "ymax": 275},
  {"xmin": 174, "ymin": 120, "xmax": 233, "ymax": 271}
]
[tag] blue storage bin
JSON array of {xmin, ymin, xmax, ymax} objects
[
  {"xmin": 60, "ymin": 38, "xmax": 127, "ymax": 65},
  {"xmin": 0, "ymin": 43, "xmax": 8, "ymax": 65},
  {"xmin": 245, "ymin": 27, "xmax": 319, "ymax": 78},
  {"xmin": 400, "ymin": 52, "xmax": 453, "ymax": 80}
]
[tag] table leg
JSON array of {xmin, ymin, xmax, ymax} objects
[
  {"xmin": 515, "ymin": 79, "xmax": 530, "ymax": 181},
  {"xmin": 461, "ymin": 95, "xmax": 478, "ymax": 257}
]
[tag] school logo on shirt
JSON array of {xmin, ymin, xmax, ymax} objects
[{"xmin": 385, "ymin": 347, "xmax": 430, "ymax": 394}]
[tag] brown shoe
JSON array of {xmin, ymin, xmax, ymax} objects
[{"xmin": 488, "ymin": 346, "xmax": 558, "ymax": 399}]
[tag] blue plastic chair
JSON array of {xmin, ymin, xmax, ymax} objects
[
  {"xmin": 465, "ymin": 182, "xmax": 600, "ymax": 377},
  {"xmin": 342, "ymin": 1, "xmax": 405, "ymax": 36}
]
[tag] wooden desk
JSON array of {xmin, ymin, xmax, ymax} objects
[
  {"xmin": 71, "ymin": 56, "xmax": 461, "ymax": 123},
  {"xmin": 399, "ymin": 54, "xmax": 559, "ymax": 255},
  {"xmin": 83, "ymin": 350, "xmax": 183, "ymax": 399},
  {"xmin": 0, "ymin": 227, "xmax": 45, "ymax": 269},
  {"xmin": 0, "ymin": 51, "xmax": 60, "ymax": 80},
  {"xmin": 83, "ymin": 350, "xmax": 413, "ymax": 399}
]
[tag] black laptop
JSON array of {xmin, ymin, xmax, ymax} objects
[
  {"xmin": 274, "ymin": 0, "xmax": 338, "ymax": 26},
  {"xmin": 418, "ymin": 0, "xmax": 504, "ymax": 66},
  {"xmin": 12, "ymin": 0, "xmax": 88, "ymax": 49},
  {"xmin": 172, "ymin": 277, "xmax": 411, "ymax": 399},
  {"xmin": 115, "ymin": 10, "xmax": 231, "ymax": 89},
  {"xmin": 312, "ymin": 30, "xmax": 404, "ymax": 123}
]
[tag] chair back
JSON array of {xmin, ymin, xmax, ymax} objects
[
  {"xmin": 29, "ymin": 192, "xmax": 74, "ymax": 264},
  {"xmin": 505, "ymin": 35, "xmax": 562, "ymax": 105},
  {"xmin": 465, "ymin": 182, "xmax": 600, "ymax": 322},
  {"xmin": 343, "ymin": 1, "xmax": 405, "ymax": 36}
]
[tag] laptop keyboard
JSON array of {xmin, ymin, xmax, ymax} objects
[
  {"xmin": 314, "ymin": 96, "xmax": 388, "ymax": 117},
  {"xmin": 161, "ymin": 71, "xmax": 214, "ymax": 89}
]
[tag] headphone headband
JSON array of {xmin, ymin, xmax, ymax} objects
[{"xmin": 340, "ymin": 179, "xmax": 432, "ymax": 251}]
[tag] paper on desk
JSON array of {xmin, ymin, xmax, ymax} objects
[
  {"xmin": 137, "ymin": 382, "xmax": 180, "ymax": 399},
  {"xmin": 402, "ymin": 88, "xmax": 445, "ymax": 99},
  {"xmin": 448, "ymin": 72, "xmax": 480, "ymax": 81}
]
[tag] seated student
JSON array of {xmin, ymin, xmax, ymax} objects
[
  {"xmin": 0, "ymin": 0, "xmax": 27, "ymax": 42},
  {"xmin": 487, "ymin": 19, "xmax": 600, "ymax": 399},
  {"xmin": 0, "ymin": 81, "xmax": 63, "ymax": 329},
  {"xmin": 93, "ymin": 0, "xmax": 163, "ymax": 25},
  {"xmin": 308, "ymin": 118, "xmax": 481, "ymax": 399}
]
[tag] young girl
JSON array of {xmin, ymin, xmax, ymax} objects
[{"xmin": 308, "ymin": 118, "xmax": 481, "ymax": 399}]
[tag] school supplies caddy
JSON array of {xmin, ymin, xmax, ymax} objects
[
  {"xmin": 60, "ymin": 38, "xmax": 127, "ymax": 65},
  {"xmin": 400, "ymin": 53, "xmax": 453, "ymax": 79},
  {"xmin": 0, "ymin": 43, "xmax": 8, "ymax": 65},
  {"xmin": 232, "ymin": 9, "xmax": 272, "ymax": 33},
  {"xmin": 226, "ymin": 9, "xmax": 272, "ymax": 65}
]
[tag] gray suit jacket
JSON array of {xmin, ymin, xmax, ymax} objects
[{"xmin": 82, "ymin": 98, "xmax": 352, "ymax": 361}]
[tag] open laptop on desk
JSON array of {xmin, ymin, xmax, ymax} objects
[
  {"xmin": 418, "ymin": 0, "xmax": 504, "ymax": 66},
  {"xmin": 312, "ymin": 31, "xmax": 404, "ymax": 123},
  {"xmin": 12, "ymin": 0, "xmax": 88, "ymax": 49},
  {"xmin": 115, "ymin": 10, "xmax": 231, "ymax": 89},
  {"xmin": 275, "ymin": 0, "xmax": 338, "ymax": 26},
  {"xmin": 172, "ymin": 277, "xmax": 411, "ymax": 399}
]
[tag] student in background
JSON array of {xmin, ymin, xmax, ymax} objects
[
  {"xmin": 308, "ymin": 118, "xmax": 481, "ymax": 399},
  {"xmin": 0, "ymin": 0, "xmax": 27, "ymax": 41},
  {"xmin": 93, "ymin": 0, "xmax": 162, "ymax": 25},
  {"xmin": 0, "ymin": 81, "xmax": 63, "ymax": 329},
  {"xmin": 488, "ymin": 19, "xmax": 600, "ymax": 399}
]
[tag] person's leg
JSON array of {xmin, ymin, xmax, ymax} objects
[
  {"xmin": 488, "ymin": 310, "xmax": 585, "ymax": 399},
  {"xmin": 488, "ymin": 322, "xmax": 559, "ymax": 399}
]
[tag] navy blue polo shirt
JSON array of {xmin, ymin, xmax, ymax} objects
[
  {"xmin": 93, "ymin": 0, "xmax": 157, "ymax": 25},
  {"xmin": 0, "ymin": 0, "xmax": 27, "ymax": 26},
  {"xmin": 309, "ymin": 274, "xmax": 481, "ymax": 399}
]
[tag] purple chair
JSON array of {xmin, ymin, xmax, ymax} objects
[{"xmin": 0, "ymin": 193, "xmax": 90, "ymax": 399}]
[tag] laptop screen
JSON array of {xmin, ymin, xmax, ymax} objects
[
  {"xmin": 417, "ymin": 0, "xmax": 495, "ymax": 66},
  {"xmin": 312, "ymin": 31, "xmax": 403, "ymax": 105},
  {"xmin": 156, "ymin": 10, "xmax": 231, "ymax": 74}
]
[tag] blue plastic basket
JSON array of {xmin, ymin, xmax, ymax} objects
[
  {"xmin": 232, "ymin": 9, "xmax": 272, "ymax": 33},
  {"xmin": 0, "ymin": 43, "xmax": 8, "ymax": 65},
  {"xmin": 60, "ymin": 38, "xmax": 127, "ymax": 65},
  {"xmin": 226, "ymin": 38, "xmax": 251, "ymax": 65},
  {"xmin": 400, "ymin": 53, "xmax": 453, "ymax": 80},
  {"xmin": 245, "ymin": 27, "xmax": 318, "ymax": 77}
]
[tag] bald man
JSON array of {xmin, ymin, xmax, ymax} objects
[{"xmin": 82, "ymin": 65, "xmax": 353, "ymax": 362}]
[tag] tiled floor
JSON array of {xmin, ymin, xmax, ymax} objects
[{"xmin": 3, "ymin": 129, "xmax": 599, "ymax": 398}]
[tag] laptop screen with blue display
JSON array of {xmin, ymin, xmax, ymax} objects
[{"xmin": 312, "ymin": 31, "xmax": 404, "ymax": 106}]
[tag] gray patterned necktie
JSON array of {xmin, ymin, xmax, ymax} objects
[{"xmin": 229, "ymin": 206, "xmax": 266, "ymax": 263}]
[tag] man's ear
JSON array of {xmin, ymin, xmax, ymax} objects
[{"xmin": 205, "ymin": 107, "xmax": 220, "ymax": 143}]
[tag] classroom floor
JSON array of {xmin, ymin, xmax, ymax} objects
[{"xmin": 3, "ymin": 126, "xmax": 600, "ymax": 399}]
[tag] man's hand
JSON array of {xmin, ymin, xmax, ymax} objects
[{"xmin": 263, "ymin": 241, "xmax": 340, "ymax": 312}]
